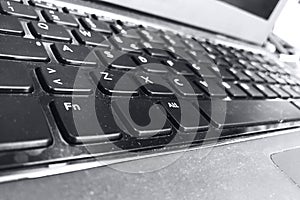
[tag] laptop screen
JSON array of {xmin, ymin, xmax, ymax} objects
[{"xmin": 219, "ymin": 0, "xmax": 280, "ymax": 19}]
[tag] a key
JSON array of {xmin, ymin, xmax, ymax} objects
[
  {"xmin": 163, "ymin": 59, "xmax": 194, "ymax": 75},
  {"xmin": 132, "ymin": 55, "xmax": 168, "ymax": 73},
  {"xmin": 135, "ymin": 72, "xmax": 174, "ymax": 96},
  {"xmin": 111, "ymin": 23, "xmax": 141, "ymax": 40},
  {"xmin": 139, "ymin": 29, "xmax": 165, "ymax": 44},
  {"xmin": 110, "ymin": 36, "xmax": 142, "ymax": 54},
  {"xmin": 63, "ymin": 7, "xmax": 87, "ymax": 17},
  {"xmin": 167, "ymin": 46, "xmax": 194, "ymax": 63},
  {"xmin": 183, "ymin": 38, "xmax": 207, "ymax": 52},
  {"xmin": 0, "ymin": 15, "xmax": 24, "ymax": 36},
  {"xmin": 96, "ymin": 49, "xmax": 137, "ymax": 70},
  {"xmin": 268, "ymin": 85, "xmax": 290, "ymax": 99},
  {"xmin": 92, "ymin": 70, "xmax": 138, "ymax": 96},
  {"xmin": 38, "ymin": 65, "xmax": 93, "ymax": 95},
  {"xmin": 244, "ymin": 70, "xmax": 264, "ymax": 83},
  {"xmin": 0, "ymin": 60, "xmax": 33, "ymax": 93},
  {"xmin": 238, "ymin": 83, "xmax": 264, "ymax": 98},
  {"xmin": 222, "ymin": 82, "xmax": 248, "ymax": 98},
  {"xmin": 195, "ymin": 79, "xmax": 227, "ymax": 98},
  {"xmin": 72, "ymin": 29, "xmax": 110, "ymax": 48},
  {"xmin": 282, "ymin": 85, "xmax": 300, "ymax": 98},
  {"xmin": 229, "ymin": 69, "xmax": 251, "ymax": 82},
  {"xmin": 188, "ymin": 51, "xmax": 214, "ymax": 63},
  {"xmin": 0, "ymin": 35, "xmax": 49, "ymax": 62},
  {"xmin": 257, "ymin": 72, "xmax": 276, "ymax": 84},
  {"xmin": 0, "ymin": 96, "xmax": 52, "ymax": 151},
  {"xmin": 51, "ymin": 97, "xmax": 122, "ymax": 144},
  {"xmin": 29, "ymin": 21, "xmax": 71, "ymax": 42},
  {"xmin": 113, "ymin": 98, "xmax": 173, "ymax": 138},
  {"xmin": 190, "ymin": 63, "xmax": 217, "ymax": 78},
  {"xmin": 42, "ymin": 10, "xmax": 78, "ymax": 27},
  {"xmin": 29, "ymin": 0, "xmax": 57, "ymax": 10},
  {"xmin": 213, "ymin": 66, "xmax": 235, "ymax": 81},
  {"xmin": 140, "ymin": 41, "xmax": 171, "ymax": 58},
  {"xmin": 269, "ymin": 74, "xmax": 287, "ymax": 85},
  {"xmin": 51, "ymin": 43, "xmax": 97, "ymax": 66},
  {"xmin": 162, "ymin": 33, "xmax": 186, "ymax": 48},
  {"xmin": 255, "ymin": 84, "xmax": 278, "ymax": 98},
  {"xmin": 80, "ymin": 18, "xmax": 112, "ymax": 34},
  {"xmin": 160, "ymin": 99, "xmax": 209, "ymax": 132},
  {"xmin": 0, "ymin": 1, "xmax": 38, "ymax": 19},
  {"xmin": 169, "ymin": 75, "xmax": 205, "ymax": 97},
  {"xmin": 200, "ymin": 100, "xmax": 300, "ymax": 129}
]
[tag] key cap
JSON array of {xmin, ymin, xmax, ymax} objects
[
  {"xmin": 162, "ymin": 33, "xmax": 186, "ymax": 48},
  {"xmin": 269, "ymin": 73, "xmax": 287, "ymax": 85},
  {"xmin": 51, "ymin": 97, "xmax": 122, "ymax": 144},
  {"xmin": 194, "ymin": 79, "xmax": 227, "ymax": 98},
  {"xmin": 282, "ymin": 85, "xmax": 300, "ymax": 98},
  {"xmin": 222, "ymin": 82, "xmax": 247, "ymax": 98},
  {"xmin": 111, "ymin": 23, "xmax": 141, "ymax": 40},
  {"xmin": 0, "ymin": 60, "xmax": 34, "ymax": 93},
  {"xmin": 200, "ymin": 100, "xmax": 300, "ymax": 129},
  {"xmin": 132, "ymin": 55, "xmax": 168, "ymax": 73},
  {"xmin": 51, "ymin": 43, "xmax": 97, "ymax": 66},
  {"xmin": 183, "ymin": 38, "xmax": 207, "ymax": 52},
  {"xmin": 0, "ymin": 35, "xmax": 49, "ymax": 62},
  {"xmin": 0, "ymin": 96, "xmax": 52, "ymax": 151},
  {"xmin": 42, "ymin": 10, "xmax": 78, "ymax": 27},
  {"xmin": 167, "ymin": 46, "xmax": 194, "ymax": 63},
  {"xmin": 238, "ymin": 83, "xmax": 264, "ymax": 98},
  {"xmin": 229, "ymin": 68, "xmax": 251, "ymax": 82},
  {"xmin": 29, "ymin": 0, "xmax": 57, "ymax": 10},
  {"xmin": 113, "ymin": 98, "xmax": 173, "ymax": 138},
  {"xmin": 244, "ymin": 70, "xmax": 264, "ymax": 83},
  {"xmin": 188, "ymin": 51, "xmax": 214, "ymax": 63},
  {"xmin": 63, "ymin": 7, "xmax": 87, "ymax": 17},
  {"xmin": 0, "ymin": 15, "xmax": 24, "ymax": 36},
  {"xmin": 190, "ymin": 63, "xmax": 217, "ymax": 78},
  {"xmin": 139, "ymin": 29, "xmax": 165, "ymax": 44},
  {"xmin": 169, "ymin": 75, "xmax": 205, "ymax": 97},
  {"xmin": 268, "ymin": 85, "xmax": 290, "ymax": 99},
  {"xmin": 110, "ymin": 36, "xmax": 142, "ymax": 54},
  {"xmin": 163, "ymin": 59, "xmax": 194, "ymax": 75},
  {"xmin": 0, "ymin": 1, "xmax": 38, "ymax": 19},
  {"xmin": 92, "ymin": 70, "xmax": 138, "ymax": 96},
  {"xmin": 72, "ymin": 29, "xmax": 110, "ymax": 48},
  {"xmin": 257, "ymin": 72, "xmax": 276, "ymax": 84},
  {"xmin": 29, "ymin": 21, "xmax": 71, "ymax": 42},
  {"xmin": 135, "ymin": 72, "xmax": 174, "ymax": 96},
  {"xmin": 141, "ymin": 41, "xmax": 171, "ymax": 58},
  {"xmin": 255, "ymin": 84, "xmax": 278, "ymax": 98},
  {"xmin": 81, "ymin": 18, "xmax": 112, "ymax": 34},
  {"xmin": 213, "ymin": 66, "xmax": 235, "ymax": 81},
  {"xmin": 160, "ymin": 99, "xmax": 209, "ymax": 132},
  {"xmin": 38, "ymin": 65, "xmax": 93, "ymax": 95},
  {"xmin": 96, "ymin": 49, "xmax": 137, "ymax": 70}
]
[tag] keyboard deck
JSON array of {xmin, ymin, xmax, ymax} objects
[{"xmin": 1, "ymin": 0, "xmax": 300, "ymax": 181}]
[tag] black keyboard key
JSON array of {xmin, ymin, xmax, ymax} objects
[
  {"xmin": 96, "ymin": 49, "xmax": 137, "ymax": 70},
  {"xmin": 268, "ymin": 85, "xmax": 290, "ymax": 99},
  {"xmin": 42, "ymin": 10, "xmax": 78, "ymax": 27},
  {"xmin": 113, "ymin": 98, "xmax": 172, "ymax": 138},
  {"xmin": 169, "ymin": 75, "xmax": 204, "ymax": 97},
  {"xmin": 0, "ymin": 35, "xmax": 49, "ymax": 62},
  {"xmin": 72, "ymin": 29, "xmax": 110, "ymax": 48},
  {"xmin": 51, "ymin": 43, "xmax": 97, "ymax": 66},
  {"xmin": 282, "ymin": 85, "xmax": 300, "ymax": 98},
  {"xmin": 81, "ymin": 18, "xmax": 112, "ymax": 34},
  {"xmin": 162, "ymin": 33, "xmax": 186, "ymax": 48},
  {"xmin": 132, "ymin": 55, "xmax": 168, "ymax": 73},
  {"xmin": 111, "ymin": 24, "xmax": 141, "ymax": 40},
  {"xmin": 0, "ymin": 15, "xmax": 24, "ymax": 36},
  {"xmin": 190, "ymin": 63, "xmax": 217, "ymax": 78},
  {"xmin": 135, "ymin": 72, "xmax": 174, "ymax": 96},
  {"xmin": 0, "ymin": 60, "xmax": 34, "ymax": 93},
  {"xmin": 0, "ymin": 96, "xmax": 52, "ymax": 151},
  {"xmin": 194, "ymin": 79, "xmax": 227, "ymax": 98},
  {"xmin": 213, "ymin": 66, "xmax": 235, "ymax": 81},
  {"xmin": 255, "ymin": 84, "xmax": 278, "ymax": 98},
  {"xmin": 222, "ymin": 82, "xmax": 247, "ymax": 98},
  {"xmin": 92, "ymin": 70, "xmax": 138, "ymax": 96},
  {"xmin": 141, "ymin": 41, "xmax": 171, "ymax": 58},
  {"xmin": 238, "ymin": 83, "xmax": 264, "ymax": 98},
  {"xmin": 229, "ymin": 68, "xmax": 251, "ymax": 82},
  {"xmin": 38, "ymin": 65, "xmax": 93, "ymax": 95},
  {"xmin": 244, "ymin": 70, "xmax": 264, "ymax": 83},
  {"xmin": 51, "ymin": 97, "xmax": 122, "ymax": 144},
  {"xmin": 160, "ymin": 99, "xmax": 209, "ymax": 132},
  {"xmin": 188, "ymin": 51, "xmax": 213, "ymax": 64},
  {"xmin": 163, "ymin": 59, "xmax": 194, "ymax": 75},
  {"xmin": 257, "ymin": 72, "xmax": 276, "ymax": 84},
  {"xmin": 183, "ymin": 38, "xmax": 206, "ymax": 52},
  {"xmin": 29, "ymin": 21, "xmax": 71, "ymax": 42},
  {"xmin": 29, "ymin": 0, "xmax": 57, "ymax": 10},
  {"xmin": 200, "ymin": 100, "xmax": 300, "ymax": 128},
  {"xmin": 0, "ymin": 1, "xmax": 38, "ymax": 19},
  {"xmin": 139, "ymin": 29, "xmax": 164, "ymax": 44},
  {"xmin": 167, "ymin": 46, "xmax": 194, "ymax": 63},
  {"xmin": 110, "ymin": 36, "xmax": 141, "ymax": 54},
  {"xmin": 63, "ymin": 7, "xmax": 87, "ymax": 17}
]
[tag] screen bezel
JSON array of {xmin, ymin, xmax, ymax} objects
[{"xmin": 100, "ymin": 0, "xmax": 287, "ymax": 45}]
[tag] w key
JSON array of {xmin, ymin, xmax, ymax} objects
[
  {"xmin": 38, "ymin": 65, "xmax": 93, "ymax": 95},
  {"xmin": 29, "ymin": 21, "xmax": 72, "ymax": 42}
]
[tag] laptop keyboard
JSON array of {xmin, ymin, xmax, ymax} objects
[{"xmin": 1, "ymin": 0, "xmax": 300, "ymax": 178}]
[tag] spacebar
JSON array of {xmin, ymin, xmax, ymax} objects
[{"xmin": 200, "ymin": 100, "xmax": 300, "ymax": 128}]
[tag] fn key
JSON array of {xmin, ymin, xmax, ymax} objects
[{"xmin": 0, "ymin": 96, "xmax": 52, "ymax": 151}]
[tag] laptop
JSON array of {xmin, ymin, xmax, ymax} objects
[{"xmin": 1, "ymin": 0, "xmax": 300, "ymax": 199}]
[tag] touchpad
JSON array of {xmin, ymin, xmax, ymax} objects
[{"xmin": 272, "ymin": 148, "xmax": 300, "ymax": 187}]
